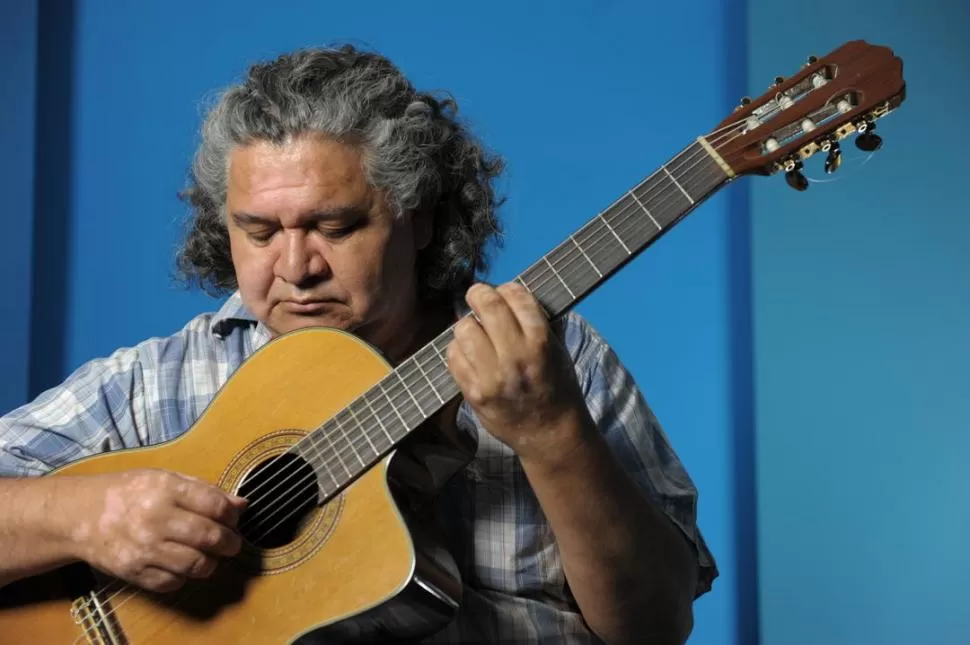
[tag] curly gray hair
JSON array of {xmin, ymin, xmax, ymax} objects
[{"xmin": 176, "ymin": 44, "xmax": 505, "ymax": 305}]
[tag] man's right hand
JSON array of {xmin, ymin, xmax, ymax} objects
[{"xmin": 67, "ymin": 469, "xmax": 247, "ymax": 593}]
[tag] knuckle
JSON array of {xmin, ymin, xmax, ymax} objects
[
  {"xmin": 205, "ymin": 527, "xmax": 225, "ymax": 550},
  {"xmin": 189, "ymin": 553, "xmax": 216, "ymax": 578},
  {"xmin": 211, "ymin": 496, "xmax": 231, "ymax": 521}
]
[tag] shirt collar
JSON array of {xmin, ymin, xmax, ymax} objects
[{"xmin": 209, "ymin": 291, "xmax": 259, "ymax": 337}]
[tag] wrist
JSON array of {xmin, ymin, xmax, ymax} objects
[
  {"xmin": 28, "ymin": 476, "xmax": 88, "ymax": 561},
  {"xmin": 516, "ymin": 406, "xmax": 604, "ymax": 475}
]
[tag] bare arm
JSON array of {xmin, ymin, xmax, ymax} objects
[
  {"xmin": 0, "ymin": 477, "xmax": 82, "ymax": 588},
  {"xmin": 518, "ymin": 411, "xmax": 698, "ymax": 645},
  {"xmin": 448, "ymin": 282, "xmax": 708, "ymax": 645},
  {"xmin": 0, "ymin": 470, "xmax": 246, "ymax": 592}
]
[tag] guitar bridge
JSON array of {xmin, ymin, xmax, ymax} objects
[{"xmin": 71, "ymin": 591, "xmax": 125, "ymax": 645}]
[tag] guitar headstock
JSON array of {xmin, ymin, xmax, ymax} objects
[{"xmin": 709, "ymin": 40, "xmax": 906, "ymax": 190}]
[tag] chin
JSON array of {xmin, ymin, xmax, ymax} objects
[{"xmin": 272, "ymin": 313, "xmax": 357, "ymax": 336}]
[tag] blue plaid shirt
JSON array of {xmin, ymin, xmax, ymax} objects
[{"xmin": 0, "ymin": 292, "xmax": 716, "ymax": 643}]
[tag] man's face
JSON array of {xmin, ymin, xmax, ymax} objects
[{"xmin": 225, "ymin": 135, "xmax": 429, "ymax": 349}]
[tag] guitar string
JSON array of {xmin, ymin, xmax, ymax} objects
[{"xmin": 73, "ymin": 118, "xmax": 752, "ymax": 643}]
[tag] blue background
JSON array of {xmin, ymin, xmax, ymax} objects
[{"xmin": 2, "ymin": 1, "xmax": 966, "ymax": 643}]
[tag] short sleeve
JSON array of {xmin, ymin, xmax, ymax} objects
[
  {"xmin": 561, "ymin": 313, "xmax": 718, "ymax": 597},
  {"xmin": 0, "ymin": 346, "xmax": 149, "ymax": 477}
]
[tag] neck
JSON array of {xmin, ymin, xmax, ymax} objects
[{"xmin": 371, "ymin": 298, "xmax": 455, "ymax": 366}]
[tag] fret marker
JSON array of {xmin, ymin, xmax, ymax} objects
[
  {"xmin": 628, "ymin": 191, "xmax": 663, "ymax": 231},
  {"xmin": 542, "ymin": 256, "xmax": 575, "ymax": 299},
  {"xmin": 570, "ymin": 234, "xmax": 602, "ymax": 277},
  {"xmin": 598, "ymin": 214, "xmax": 631, "ymax": 254},
  {"xmin": 663, "ymin": 167, "xmax": 695, "ymax": 204}
]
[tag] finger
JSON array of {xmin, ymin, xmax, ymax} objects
[
  {"xmin": 501, "ymin": 281, "xmax": 551, "ymax": 340},
  {"xmin": 446, "ymin": 339, "xmax": 483, "ymax": 404},
  {"xmin": 451, "ymin": 314, "xmax": 498, "ymax": 377},
  {"xmin": 172, "ymin": 475, "xmax": 246, "ymax": 527},
  {"xmin": 135, "ymin": 566, "xmax": 186, "ymax": 593},
  {"xmin": 163, "ymin": 510, "xmax": 243, "ymax": 558},
  {"xmin": 465, "ymin": 283, "xmax": 524, "ymax": 359},
  {"xmin": 153, "ymin": 542, "xmax": 219, "ymax": 580}
]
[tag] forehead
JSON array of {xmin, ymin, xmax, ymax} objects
[{"xmin": 227, "ymin": 135, "xmax": 371, "ymax": 207}]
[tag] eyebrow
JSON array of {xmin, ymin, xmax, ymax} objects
[{"xmin": 230, "ymin": 206, "xmax": 365, "ymax": 226}]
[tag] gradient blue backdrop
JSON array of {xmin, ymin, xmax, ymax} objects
[{"xmin": 2, "ymin": 1, "xmax": 966, "ymax": 644}]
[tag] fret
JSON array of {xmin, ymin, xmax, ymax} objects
[
  {"xmin": 570, "ymin": 233, "xmax": 602, "ymax": 277},
  {"xmin": 542, "ymin": 256, "xmax": 575, "ymax": 299},
  {"xmin": 602, "ymin": 194, "xmax": 654, "ymax": 252},
  {"xmin": 598, "ymin": 213, "xmax": 631, "ymax": 254},
  {"xmin": 378, "ymin": 381, "xmax": 411, "ymax": 432},
  {"xmin": 342, "ymin": 405, "xmax": 377, "ymax": 465},
  {"xmin": 324, "ymin": 417, "xmax": 355, "ymax": 475},
  {"xmin": 627, "ymin": 190, "xmax": 663, "ymax": 231},
  {"xmin": 631, "ymin": 172, "xmax": 691, "ymax": 229},
  {"xmin": 394, "ymin": 363, "xmax": 429, "ymax": 416},
  {"xmin": 409, "ymin": 353, "xmax": 444, "ymax": 404},
  {"xmin": 574, "ymin": 217, "xmax": 625, "ymax": 276},
  {"xmin": 304, "ymin": 433, "xmax": 342, "ymax": 490},
  {"xmin": 546, "ymin": 241, "xmax": 589, "ymax": 302},
  {"xmin": 663, "ymin": 165, "xmax": 695, "ymax": 204},
  {"xmin": 673, "ymin": 141, "xmax": 729, "ymax": 199},
  {"xmin": 360, "ymin": 393, "xmax": 393, "ymax": 443}
]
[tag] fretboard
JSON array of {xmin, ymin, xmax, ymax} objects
[{"xmin": 296, "ymin": 138, "xmax": 733, "ymax": 498}]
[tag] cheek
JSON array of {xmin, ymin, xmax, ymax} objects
[{"xmin": 230, "ymin": 237, "xmax": 277, "ymax": 297}]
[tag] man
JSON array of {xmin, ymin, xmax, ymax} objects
[{"xmin": 0, "ymin": 45, "xmax": 716, "ymax": 644}]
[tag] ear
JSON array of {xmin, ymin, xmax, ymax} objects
[{"xmin": 410, "ymin": 209, "xmax": 434, "ymax": 251}]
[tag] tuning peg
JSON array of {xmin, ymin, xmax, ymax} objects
[
  {"xmin": 784, "ymin": 160, "xmax": 809, "ymax": 191},
  {"xmin": 856, "ymin": 131, "xmax": 883, "ymax": 152},
  {"xmin": 854, "ymin": 121, "xmax": 883, "ymax": 152},
  {"xmin": 803, "ymin": 55, "xmax": 819, "ymax": 67},
  {"xmin": 824, "ymin": 142, "xmax": 843, "ymax": 174}
]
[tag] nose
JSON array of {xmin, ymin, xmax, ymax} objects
[{"xmin": 276, "ymin": 230, "xmax": 328, "ymax": 286}]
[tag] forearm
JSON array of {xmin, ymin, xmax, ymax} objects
[
  {"xmin": 0, "ymin": 477, "xmax": 81, "ymax": 588},
  {"xmin": 519, "ymin": 411, "xmax": 698, "ymax": 645}
]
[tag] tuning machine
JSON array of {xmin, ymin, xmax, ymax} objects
[
  {"xmin": 819, "ymin": 138, "xmax": 842, "ymax": 174},
  {"xmin": 855, "ymin": 120, "xmax": 883, "ymax": 152},
  {"xmin": 783, "ymin": 158, "xmax": 809, "ymax": 191}
]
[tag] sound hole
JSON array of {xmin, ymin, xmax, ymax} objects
[{"xmin": 237, "ymin": 452, "xmax": 320, "ymax": 549}]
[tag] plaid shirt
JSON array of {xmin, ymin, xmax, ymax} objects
[{"xmin": 0, "ymin": 292, "xmax": 716, "ymax": 643}]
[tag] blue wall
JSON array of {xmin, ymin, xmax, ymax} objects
[
  {"xmin": 0, "ymin": 1, "xmax": 37, "ymax": 413},
  {"xmin": 749, "ymin": 2, "xmax": 970, "ymax": 644},
  {"xmin": 4, "ymin": 2, "xmax": 750, "ymax": 644}
]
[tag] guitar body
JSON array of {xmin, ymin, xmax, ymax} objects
[{"xmin": 0, "ymin": 327, "xmax": 473, "ymax": 644}]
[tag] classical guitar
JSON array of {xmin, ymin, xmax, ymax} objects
[{"xmin": 0, "ymin": 39, "xmax": 906, "ymax": 644}]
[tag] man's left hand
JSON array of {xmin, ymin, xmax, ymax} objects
[{"xmin": 446, "ymin": 282, "xmax": 593, "ymax": 465}]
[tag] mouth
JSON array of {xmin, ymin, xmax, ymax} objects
[{"xmin": 280, "ymin": 299, "xmax": 339, "ymax": 314}]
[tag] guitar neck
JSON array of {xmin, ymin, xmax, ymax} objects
[{"xmin": 300, "ymin": 137, "xmax": 733, "ymax": 497}]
